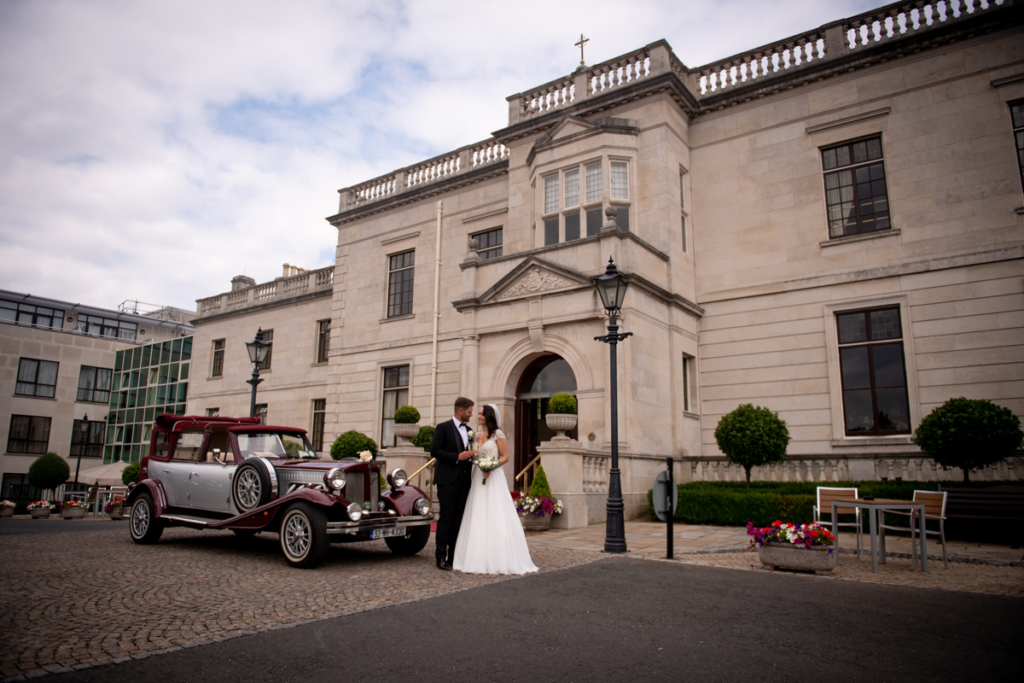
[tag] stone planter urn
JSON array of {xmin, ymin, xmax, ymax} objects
[
  {"xmin": 521, "ymin": 513, "xmax": 552, "ymax": 531},
  {"xmin": 0, "ymin": 507, "xmax": 13, "ymax": 518},
  {"xmin": 62, "ymin": 507, "xmax": 86, "ymax": 520},
  {"xmin": 757, "ymin": 543, "xmax": 836, "ymax": 573},
  {"xmin": 544, "ymin": 414, "xmax": 577, "ymax": 440},
  {"xmin": 392, "ymin": 423, "xmax": 420, "ymax": 445},
  {"xmin": 108, "ymin": 508, "xmax": 124, "ymax": 520},
  {"xmin": 30, "ymin": 508, "xmax": 51, "ymax": 519}
]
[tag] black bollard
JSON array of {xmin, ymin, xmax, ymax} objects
[{"xmin": 666, "ymin": 457, "xmax": 673, "ymax": 560}]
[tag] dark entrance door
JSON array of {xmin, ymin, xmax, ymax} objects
[{"xmin": 514, "ymin": 356, "xmax": 577, "ymax": 491}]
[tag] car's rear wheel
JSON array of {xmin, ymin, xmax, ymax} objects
[
  {"xmin": 385, "ymin": 524, "xmax": 430, "ymax": 556},
  {"xmin": 232, "ymin": 460, "xmax": 273, "ymax": 513},
  {"xmin": 279, "ymin": 502, "xmax": 328, "ymax": 568},
  {"xmin": 129, "ymin": 493, "xmax": 163, "ymax": 544}
]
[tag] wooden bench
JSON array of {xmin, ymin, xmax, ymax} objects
[{"xmin": 941, "ymin": 485, "xmax": 1024, "ymax": 544}]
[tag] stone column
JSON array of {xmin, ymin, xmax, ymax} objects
[{"xmin": 461, "ymin": 334, "xmax": 480, "ymax": 405}]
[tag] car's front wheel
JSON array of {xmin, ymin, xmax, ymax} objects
[
  {"xmin": 385, "ymin": 524, "xmax": 430, "ymax": 556},
  {"xmin": 279, "ymin": 502, "xmax": 328, "ymax": 568},
  {"xmin": 129, "ymin": 493, "xmax": 163, "ymax": 544}
]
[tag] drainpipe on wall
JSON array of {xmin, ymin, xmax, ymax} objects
[{"xmin": 429, "ymin": 200, "xmax": 443, "ymax": 425}]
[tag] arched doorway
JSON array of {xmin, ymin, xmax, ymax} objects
[{"xmin": 515, "ymin": 355, "xmax": 578, "ymax": 486}]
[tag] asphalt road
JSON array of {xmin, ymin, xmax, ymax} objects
[{"xmin": 41, "ymin": 556, "xmax": 1022, "ymax": 683}]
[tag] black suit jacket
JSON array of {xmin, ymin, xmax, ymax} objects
[{"xmin": 430, "ymin": 419, "xmax": 473, "ymax": 486}]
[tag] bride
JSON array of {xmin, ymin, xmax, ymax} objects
[{"xmin": 452, "ymin": 404, "xmax": 538, "ymax": 575}]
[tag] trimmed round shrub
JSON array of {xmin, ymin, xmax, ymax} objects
[
  {"xmin": 27, "ymin": 453, "xmax": 70, "ymax": 492},
  {"xmin": 547, "ymin": 393, "xmax": 577, "ymax": 415},
  {"xmin": 528, "ymin": 464, "xmax": 552, "ymax": 499},
  {"xmin": 411, "ymin": 425, "xmax": 435, "ymax": 450},
  {"xmin": 913, "ymin": 397, "xmax": 1023, "ymax": 482},
  {"xmin": 393, "ymin": 405, "xmax": 420, "ymax": 424},
  {"xmin": 330, "ymin": 430, "xmax": 379, "ymax": 461},
  {"xmin": 714, "ymin": 404, "xmax": 790, "ymax": 489},
  {"xmin": 121, "ymin": 462, "xmax": 141, "ymax": 486}
]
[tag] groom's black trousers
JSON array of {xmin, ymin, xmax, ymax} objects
[{"xmin": 435, "ymin": 477, "xmax": 471, "ymax": 563}]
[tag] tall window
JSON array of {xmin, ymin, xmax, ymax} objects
[
  {"xmin": 0, "ymin": 301, "xmax": 64, "ymax": 329},
  {"xmin": 311, "ymin": 399, "xmax": 326, "ymax": 452},
  {"xmin": 381, "ymin": 365, "xmax": 409, "ymax": 447},
  {"xmin": 257, "ymin": 330, "xmax": 273, "ymax": 370},
  {"xmin": 1011, "ymin": 101, "xmax": 1024, "ymax": 194},
  {"xmin": 255, "ymin": 404, "xmax": 268, "ymax": 424},
  {"xmin": 682, "ymin": 354, "xmax": 696, "ymax": 413},
  {"xmin": 822, "ymin": 137, "xmax": 890, "ymax": 239},
  {"xmin": 387, "ymin": 251, "xmax": 415, "ymax": 318},
  {"xmin": 76, "ymin": 314, "xmax": 138, "ymax": 341},
  {"xmin": 836, "ymin": 307, "xmax": 910, "ymax": 435},
  {"xmin": 16, "ymin": 359, "xmax": 58, "ymax": 398},
  {"xmin": 71, "ymin": 419, "xmax": 105, "ymax": 458},
  {"xmin": 317, "ymin": 320, "xmax": 331, "ymax": 363},
  {"xmin": 473, "ymin": 227, "xmax": 503, "ymax": 260},
  {"xmin": 77, "ymin": 366, "xmax": 112, "ymax": 403},
  {"xmin": 211, "ymin": 339, "xmax": 225, "ymax": 377},
  {"xmin": 7, "ymin": 415, "xmax": 51, "ymax": 454},
  {"xmin": 609, "ymin": 160, "xmax": 630, "ymax": 232},
  {"xmin": 680, "ymin": 167, "xmax": 689, "ymax": 252}
]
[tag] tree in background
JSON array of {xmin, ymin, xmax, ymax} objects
[
  {"xmin": 913, "ymin": 397, "xmax": 1023, "ymax": 483},
  {"xmin": 714, "ymin": 404, "xmax": 790, "ymax": 489}
]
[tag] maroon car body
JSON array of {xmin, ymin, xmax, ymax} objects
[{"xmin": 126, "ymin": 414, "xmax": 433, "ymax": 567}]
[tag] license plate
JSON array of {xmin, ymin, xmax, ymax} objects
[{"xmin": 371, "ymin": 526, "xmax": 406, "ymax": 539}]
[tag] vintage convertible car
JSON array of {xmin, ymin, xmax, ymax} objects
[{"xmin": 126, "ymin": 414, "xmax": 433, "ymax": 568}]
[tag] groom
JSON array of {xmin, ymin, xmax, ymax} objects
[{"xmin": 430, "ymin": 396, "xmax": 475, "ymax": 571}]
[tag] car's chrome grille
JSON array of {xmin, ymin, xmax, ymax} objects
[
  {"xmin": 343, "ymin": 471, "xmax": 379, "ymax": 508},
  {"xmin": 277, "ymin": 469, "xmax": 323, "ymax": 488}
]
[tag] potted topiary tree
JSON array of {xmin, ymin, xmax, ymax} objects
[
  {"xmin": 517, "ymin": 465, "xmax": 562, "ymax": 531},
  {"xmin": 545, "ymin": 393, "xmax": 577, "ymax": 439},
  {"xmin": 392, "ymin": 405, "xmax": 421, "ymax": 444},
  {"xmin": 411, "ymin": 425, "xmax": 435, "ymax": 451},
  {"xmin": 27, "ymin": 452, "xmax": 69, "ymax": 511},
  {"xmin": 913, "ymin": 397, "xmax": 1024, "ymax": 482},
  {"xmin": 330, "ymin": 430, "xmax": 379, "ymax": 461},
  {"xmin": 714, "ymin": 404, "xmax": 790, "ymax": 489},
  {"xmin": 121, "ymin": 462, "xmax": 141, "ymax": 486}
]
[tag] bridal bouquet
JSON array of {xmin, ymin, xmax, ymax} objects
[{"xmin": 474, "ymin": 455, "xmax": 501, "ymax": 484}]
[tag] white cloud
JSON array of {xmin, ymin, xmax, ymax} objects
[{"xmin": 0, "ymin": 0, "xmax": 891, "ymax": 310}]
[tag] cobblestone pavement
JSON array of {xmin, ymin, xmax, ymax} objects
[{"xmin": 0, "ymin": 525, "xmax": 597, "ymax": 680}]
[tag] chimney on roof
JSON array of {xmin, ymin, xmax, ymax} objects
[
  {"xmin": 282, "ymin": 263, "xmax": 307, "ymax": 278},
  {"xmin": 231, "ymin": 275, "xmax": 256, "ymax": 291}
]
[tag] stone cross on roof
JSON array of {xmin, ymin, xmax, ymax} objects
[{"xmin": 575, "ymin": 34, "xmax": 589, "ymax": 67}]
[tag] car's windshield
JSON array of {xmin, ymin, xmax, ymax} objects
[{"xmin": 237, "ymin": 432, "xmax": 315, "ymax": 459}]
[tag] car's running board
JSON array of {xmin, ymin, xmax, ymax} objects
[{"xmin": 161, "ymin": 514, "xmax": 217, "ymax": 526}]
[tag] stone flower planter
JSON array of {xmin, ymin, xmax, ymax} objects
[
  {"xmin": 108, "ymin": 508, "xmax": 125, "ymax": 520},
  {"xmin": 392, "ymin": 423, "xmax": 420, "ymax": 444},
  {"xmin": 62, "ymin": 507, "xmax": 86, "ymax": 520},
  {"xmin": 521, "ymin": 513, "xmax": 552, "ymax": 531},
  {"xmin": 0, "ymin": 507, "xmax": 13, "ymax": 519},
  {"xmin": 30, "ymin": 508, "xmax": 52, "ymax": 519},
  {"xmin": 757, "ymin": 543, "xmax": 836, "ymax": 573},
  {"xmin": 544, "ymin": 414, "xmax": 577, "ymax": 439}
]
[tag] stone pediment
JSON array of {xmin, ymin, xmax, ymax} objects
[
  {"xmin": 527, "ymin": 116, "xmax": 639, "ymax": 166},
  {"xmin": 482, "ymin": 257, "xmax": 592, "ymax": 303}
]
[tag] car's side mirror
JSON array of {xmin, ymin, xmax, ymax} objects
[{"xmin": 213, "ymin": 448, "xmax": 229, "ymax": 466}]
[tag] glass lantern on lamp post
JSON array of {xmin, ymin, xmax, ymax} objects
[
  {"xmin": 593, "ymin": 257, "xmax": 632, "ymax": 553},
  {"xmin": 245, "ymin": 329, "xmax": 272, "ymax": 419}
]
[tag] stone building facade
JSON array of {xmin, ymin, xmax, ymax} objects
[{"xmin": 191, "ymin": 1, "xmax": 1024, "ymax": 525}]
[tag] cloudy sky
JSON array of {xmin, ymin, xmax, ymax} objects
[{"xmin": 0, "ymin": 0, "xmax": 892, "ymax": 312}]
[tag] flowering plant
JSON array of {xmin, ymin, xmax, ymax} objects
[
  {"xmin": 358, "ymin": 450, "xmax": 373, "ymax": 462},
  {"xmin": 104, "ymin": 497, "xmax": 126, "ymax": 513},
  {"xmin": 516, "ymin": 495, "xmax": 563, "ymax": 518},
  {"xmin": 0, "ymin": 500, "xmax": 16, "ymax": 509},
  {"xmin": 473, "ymin": 455, "xmax": 501, "ymax": 485},
  {"xmin": 26, "ymin": 500, "xmax": 55, "ymax": 510},
  {"xmin": 63, "ymin": 500, "xmax": 88, "ymax": 509},
  {"xmin": 747, "ymin": 521, "xmax": 835, "ymax": 554}
]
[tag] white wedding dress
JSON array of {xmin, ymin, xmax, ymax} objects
[{"xmin": 452, "ymin": 429, "xmax": 538, "ymax": 575}]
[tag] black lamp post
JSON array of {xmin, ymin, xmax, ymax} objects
[
  {"xmin": 74, "ymin": 414, "xmax": 88, "ymax": 485},
  {"xmin": 594, "ymin": 257, "xmax": 632, "ymax": 553},
  {"xmin": 245, "ymin": 328, "xmax": 272, "ymax": 419}
]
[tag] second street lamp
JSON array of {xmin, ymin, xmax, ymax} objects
[
  {"xmin": 245, "ymin": 328, "xmax": 272, "ymax": 419},
  {"xmin": 594, "ymin": 257, "xmax": 632, "ymax": 554},
  {"xmin": 74, "ymin": 414, "xmax": 89, "ymax": 485}
]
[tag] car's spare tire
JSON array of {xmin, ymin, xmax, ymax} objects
[{"xmin": 232, "ymin": 458, "xmax": 274, "ymax": 513}]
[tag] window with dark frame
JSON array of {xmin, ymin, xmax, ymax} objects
[
  {"xmin": 1011, "ymin": 101, "xmax": 1024, "ymax": 194},
  {"xmin": 312, "ymin": 399, "xmax": 326, "ymax": 452},
  {"xmin": 822, "ymin": 137, "xmax": 891, "ymax": 239},
  {"xmin": 76, "ymin": 366, "xmax": 112, "ymax": 403},
  {"xmin": 381, "ymin": 365, "xmax": 409, "ymax": 448},
  {"xmin": 211, "ymin": 339, "xmax": 225, "ymax": 377},
  {"xmin": 473, "ymin": 228, "xmax": 503, "ymax": 260},
  {"xmin": 680, "ymin": 168, "xmax": 689, "ymax": 252},
  {"xmin": 71, "ymin": 419, "xmax": 106, "ymax": 458},
  {"xmin": 836, "ymin": 307, "xmax": 911, "ymax": 436},
  {"xmin": 317, "ymin": 320, "xmax": 331, "ymax": 363},
  {"xmin": 7, "ymin": 415, "xmax": 51, "ymax": 454},
  {"xmin": 255, "ymin": 404, "xmax": 268, "ymax": 424},
  {"xmin": 387, "ymin": 251, "xmax": 415, "ymax": 318},
  {"xmin": 257, "ymin": 330, "xmax": 273, "ymax": 370},
  {"xmin": 682, "ymin": 354, "xmax": 695, "ymax": 413},
  {"xmin": 75, "ymin": 314, "xmax": 137, "ymax": 341},
  {"xmin": 16, "ymin": 358, "xmax": 59, "ymax": 398},
  {"xmin": 541, "ymin": 159, "xmax": 629, "ymax": 244},
  {"xmin": 0, "ymin": 300, "xmax": 64, "ymax": 329}
]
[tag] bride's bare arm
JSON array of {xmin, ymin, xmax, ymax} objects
[{"xmin": 496, "ymin": 436, "xmax": 509, "ymax": 465}]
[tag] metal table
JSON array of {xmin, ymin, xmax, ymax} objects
[{"xmin": 832, "ymin": 498, "xmax": 927, "ymax": 574}]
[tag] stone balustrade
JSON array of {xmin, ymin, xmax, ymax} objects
[{"xmin": 196, "ymin": 265, "xmax": 335, "ymax": 318}]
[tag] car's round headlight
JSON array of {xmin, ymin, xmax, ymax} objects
[
  {"xmin": 347, "ymin": 502, "xmax": 363, "ymax": 521},
  {"xmin": 414, "ymin": 498, "xmax": 431, "ymax": 516},
  {"xmin": 325, "ymin": 468, "xmax": 346, "ymax": 492},
  {"xmin": 387, "ymin": 468, "xmax": 408, "ymax": 489}
]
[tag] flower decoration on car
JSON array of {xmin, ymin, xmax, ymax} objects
[
  {"xmin": 747, "ymin": 521, "xmax": 835, "ymax": 555},
  {"xmin": 358, "ymin": 450, "xmax": 373, "ymax": 462}
]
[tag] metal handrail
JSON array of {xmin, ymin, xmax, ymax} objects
[
  {"xmin": 514, "ymin": 454, "xmax": 541, "ymax": 493},
  {"xmin": 408, "ymin": 458, "xmax": 436, "ymax": 505}
]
